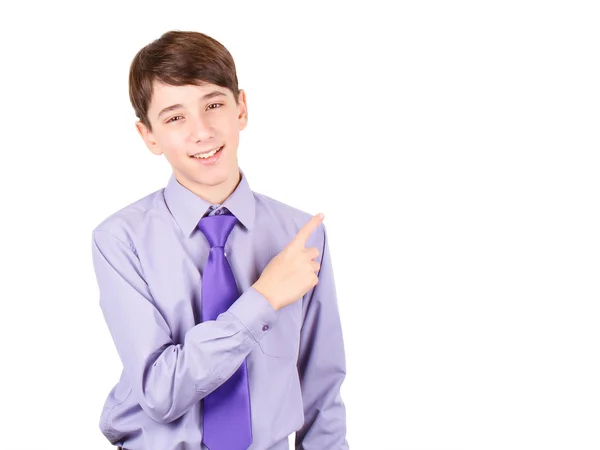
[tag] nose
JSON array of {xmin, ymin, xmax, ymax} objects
[{"xmin": 189, "ymin": 113, "xmax": 214, "ymax": 141}]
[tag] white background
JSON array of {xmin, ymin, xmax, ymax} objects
[{"xmin": 0, "ymin": 1, "xmax": 598, "ymax": 449}]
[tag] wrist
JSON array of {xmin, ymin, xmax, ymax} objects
[{"xmin": 252, "ymin": 281, "xmax": 279, "ymax": 311}]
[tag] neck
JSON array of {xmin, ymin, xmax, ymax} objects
[{"xmin": 179, "ymin": 170, "xmax": 241, "ymax": 205}]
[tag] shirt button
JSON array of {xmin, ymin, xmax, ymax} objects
[
  {"xmin": 262, "ymin": 324, "xmax": 269, "ymax": 331},
  {"xmin": 215, "ymin": 209, "xmax": 222, "ymax": 215}
]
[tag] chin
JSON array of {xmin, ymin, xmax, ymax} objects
[
  {"xmin": 197, "ymin": 169, "xmax": 235, "ymax": 186},
  {"xmin": 194, "ymin": 174, "xmax": 227, "ymax": 187}
]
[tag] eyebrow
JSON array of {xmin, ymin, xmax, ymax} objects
[{"xmin": 156, "ymin": 90, "xmax": 227, "ymax": 119}]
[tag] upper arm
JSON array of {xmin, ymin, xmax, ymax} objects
[
  {"xmin": 298, "ymin": 222, "xmax": 344, "ymax": 369},
  {"xmin": 91, "ymin": 229, "xmax": 173, "ymax": 387},
  {"xmin": 295, "ymin": 222, "xmax": 349, "ymax": 447}
]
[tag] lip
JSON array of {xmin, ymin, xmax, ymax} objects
[
  {"xmin": 189, "ymin": 145, "xmax": 224, "ymax": 165},
  {"xmin": 190, "ymin": 146, "xmax": 222, "ymax": 157}
]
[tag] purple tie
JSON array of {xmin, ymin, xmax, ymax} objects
[{"xmin": 198, "ymin": 209, "xmax": 253, "ymax": 450}]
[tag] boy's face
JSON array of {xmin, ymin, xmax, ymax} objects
[{"xmin": 136, "ymin": 81, "xmax": 248, "ymax": 198}]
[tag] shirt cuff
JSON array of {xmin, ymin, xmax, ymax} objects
[{"xmin": 228, "ymin": 286, "xmax": 279, "ymax": 343}]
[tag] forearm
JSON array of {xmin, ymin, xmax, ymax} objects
[
  {"xmin": 92, "ymin": 230, "xmax": 277, "ymax": 424},
  {"xmin": 295, "ymin": 361, "xmax": 348, "ymax": 449},
  {"xmin": 115, "ymin": 287, "xmax": 277, "ymax": 424},
  {"xmin": 295, "ymin": 318, "xmax": 349, "ymax": 449}
]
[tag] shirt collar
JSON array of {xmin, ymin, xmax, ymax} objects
[{"xmin": 163, "ymin": 167, "xmax": 256, "ymax": 237}]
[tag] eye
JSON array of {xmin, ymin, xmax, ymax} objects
[
  {"xmin": 207, "ymin": 103, "xmax": 223, "ymax": 110},
  {"xmin": 166, "ymin": 115, "xmax": 183, "ymax": 124}
]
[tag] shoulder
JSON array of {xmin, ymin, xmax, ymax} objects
[
  {"xmin": 252, "ymin": 191, "xmax": 327, "ymax": 248},
  {"xmin": 91, "ymin": 187, "xmax": 164, "ymax": 245}
]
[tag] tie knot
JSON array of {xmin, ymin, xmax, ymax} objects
[{"xmin": 197, "ymin": 210, "xmax": 238, "ymax": 248}]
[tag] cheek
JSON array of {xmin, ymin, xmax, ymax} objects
[
  {"xmin": 159, "ymin": 133, "xmax": 187, "ymax": 153},
  {"xmin": 224, "ymin": 119, "xmax": 242, "ymax": 140},
  {"xmin": 222, "ymin": 114, "xmax": 241, "ymax": 131}
]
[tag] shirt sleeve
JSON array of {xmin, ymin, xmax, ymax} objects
[
  {"xmin": 91, "ymin": 229, "xmax": 278, "ymax": 424},
  {"xmin": 295, "ymin": 223, "xmax": 350, "ymax": 449}
]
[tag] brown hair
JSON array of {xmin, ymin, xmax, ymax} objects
[{"xmin": 129, "ymin": 30, "xmax": 240, "ymax": 132}]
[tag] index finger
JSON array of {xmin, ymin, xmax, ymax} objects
[{"xmin": 292, "ymin": 213, "xmax": 324, "ymax": 248}]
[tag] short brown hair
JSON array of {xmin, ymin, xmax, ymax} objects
[{"xmin": 129, "ymin": 30, "xmax": 240, "ymax": 132}]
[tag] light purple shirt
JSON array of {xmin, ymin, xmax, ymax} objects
[{"xmin": 91, "ymin": 168, "xmax": 349, "ymax": 450}]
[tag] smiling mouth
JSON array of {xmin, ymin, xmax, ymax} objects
[{"xmin": 190, "ymin": 145, "xmax": 224, "ymax": 159}]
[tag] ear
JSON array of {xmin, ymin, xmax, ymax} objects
[
  {"xmin": 237, "ymin": 89, "xmax": 248, "ymax": 131},
  {"xmin": 136, "ymin": 121, "xmax": 163, "ymax": 156}
]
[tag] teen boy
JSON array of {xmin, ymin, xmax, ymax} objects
[{"xmin": 91, "ymin": 30, "xmax": 349, "ymax": 450}]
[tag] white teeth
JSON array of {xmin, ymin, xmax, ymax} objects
[{"xmin": 192, "ymin": 147, "xmax": 221, "ymax": 159}]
